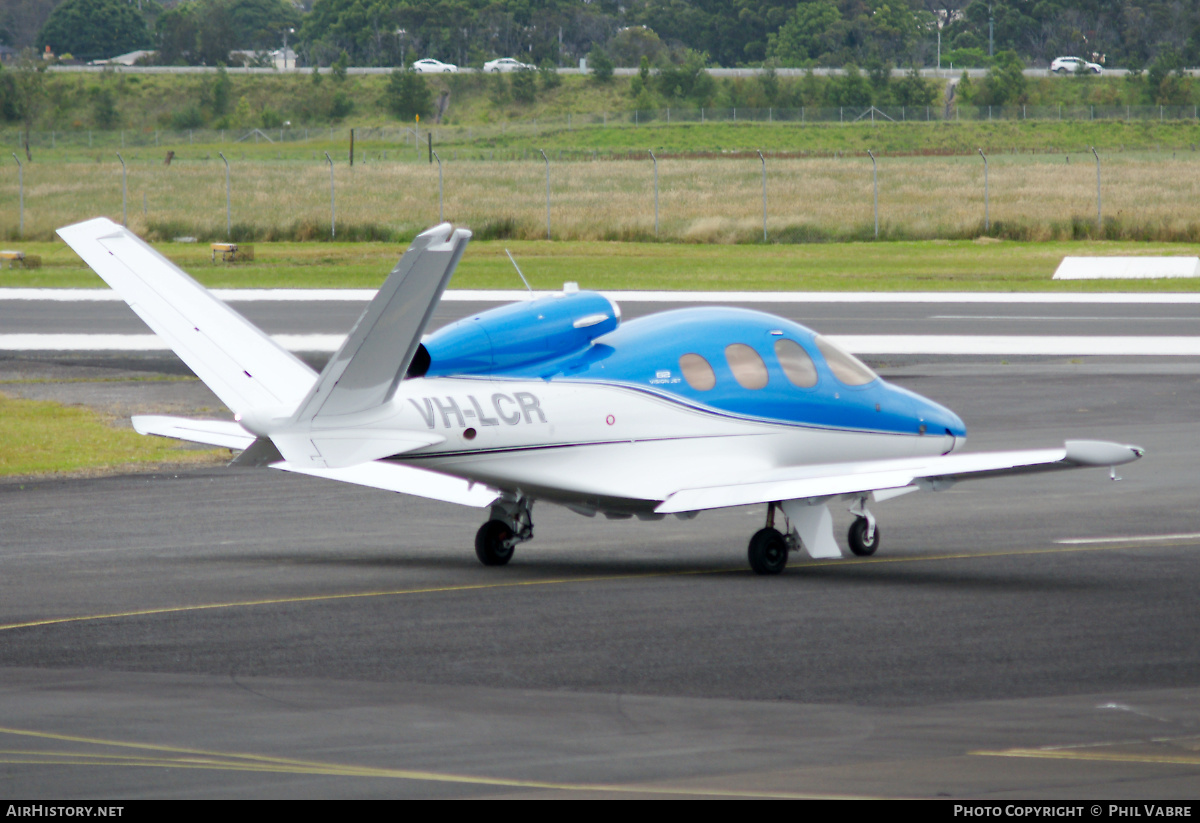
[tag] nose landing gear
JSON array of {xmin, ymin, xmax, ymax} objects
[{"xmin": 847, "ymin": 497, "xmax": 879, "ymax": 557}]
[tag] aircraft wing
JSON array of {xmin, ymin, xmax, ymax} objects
[{"xmin": 655, "ymin": 440, "xmax": 1144, "ymax": 514}]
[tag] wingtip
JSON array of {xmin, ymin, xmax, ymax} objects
[{"xmin": 1064, "ymin": 440, "xmax": 1145, "ymax": 467}]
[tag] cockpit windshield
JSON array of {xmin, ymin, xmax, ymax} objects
[{"xmin": 814, "ymin": 335, "xmax": 878, "ymax": 386}]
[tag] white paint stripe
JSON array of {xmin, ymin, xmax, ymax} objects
[
  {"xmin": 4, "ymin": 334, "xmax": 1200, "ymax": 356},
  {"xmin": 836, "ymin": 335, "xmax": 1200, "ymax": 356},
  {"xmin": 6, "ymin": 288, "xmax": 1200, "ymax": 304},
  {"xmin": 1056, "ymin": 533, "xmax": 1200, "ymax": 545}
]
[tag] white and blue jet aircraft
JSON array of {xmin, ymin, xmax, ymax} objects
[{"xmin": 58, "ymin": 218, "xmax": 1144, "ymax": 574}]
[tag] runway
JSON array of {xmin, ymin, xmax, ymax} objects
[{"xmin": 1, "ymin": 290, "xmax": 1199, "ymax": 798}]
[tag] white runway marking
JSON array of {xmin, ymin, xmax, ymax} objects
[
  {"xmin": 1056, "ymin": 533, "xmax": 1200, "ymax": 545},
  {"xmin": 5, "ymin": 333, "xmax": 1200, "ymax": 356},
  {"xmin": 5, "ymin": 289, "xmax": 1200, "ymax": 304}
]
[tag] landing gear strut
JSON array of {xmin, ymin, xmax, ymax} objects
[
  {"xmin": 747, "ymin": 502, "xmax": 794, "ymax": 575},
  {"xmin": 474, "ymin": 495, "xmax": 533, "ymax": 566},
  {"xmin": 847, "ymin": 497, "xmax": 879, "ymax": 557}
]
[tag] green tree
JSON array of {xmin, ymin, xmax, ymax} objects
[
  {"xmin": 893, "ymin": 65, "xmax": 936, "ymax": 107},
  {"xmin": 539, "ymin": 59, "xmax": 561, "ymax": 90},
  {"xmin": 826, "ymin": 64, "xmax": 871, "ymax": 107},
  {"xmin": 11, "ymin": 50, "xmax": 46, "ymax": 160},
  {"xmin": 976, "ymin": 49, "xmax": 1025, "ymax": 105},
  {"xmin": 91, "ymin": 85, "xmax": 119, "ymax": 128},
  {"xmin": 36, "ymin": 0, "xmax": 151, "ymax": 62},
  {"xmin": 511, "ymin": 66, "xmax": 537, "ymax": 103},
  {"xmin": 588, "ymin": 46, "xmax": 614, "ymax": 83},
  {"xmin": 655, "ymin": 49, "xmax": 714, "ymax": 103},
  {"xmin": 331, "ymin": 49, "xmax": 348, "ymax": 83},
  {"xmin": 385, "ymin": 67, "xmax": 431, "ymax": 120},
  {"xmin": 766, "ymin": 0, "xmax": 842, "ymax": 66},
  {"xmin": 211, "ymin": 63, "xmax": 232, "ymax": 115}
]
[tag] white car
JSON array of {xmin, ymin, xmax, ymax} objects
[
  {"xmin": 411, "ymin": 58, "xmax": 458, "ymax": 73},
  {"xmin": 484, "ymin": 57, "xmax": 535, "ymax": 73},
  {"xmin": 1050, "ymin": 56, "xmax": 1102, "ymax": 74}
]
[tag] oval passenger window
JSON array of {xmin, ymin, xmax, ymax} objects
[
  {"xmin": 724, "ymin": 344, "xmax": 769, "ymax": 390},
  {"xmin": 775, "ymin": 339, "xmax": 818, "ymax": 388},
  {"xmin": 814, "ymin": 335, "xmax": 877, "ymax": 386},
  {"xmin": 679, "ymin": 353, "xmax": 716, "ymax": 391}
]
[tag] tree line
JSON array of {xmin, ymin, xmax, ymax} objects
[{"xmin": 8, "ymin": 0, "xmax": 1200, "ymax": 71}]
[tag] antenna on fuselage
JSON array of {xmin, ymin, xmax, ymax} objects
[{"xmin": 505, "ymin": 248, "xmax": 534, "ymax": 298}]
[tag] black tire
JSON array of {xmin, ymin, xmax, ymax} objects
[
  {"xmin": 475, "ymin": 519, "xmax": 515, "ymax": 566},
  {"xmin": 847, "ymin": 518, "xmax": 879, "ymax": 557},
  {"xmin": 748, "ymin": 527, "xmax": 788, "ymax": 575}
]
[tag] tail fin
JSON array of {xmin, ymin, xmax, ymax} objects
[
  {"xmin": 57, "ymin": 218, "xmax": 316, "ymax": 416},
  {"xmin": 290, "ymin": 222, "xmax": 471, "ymax": 426}
]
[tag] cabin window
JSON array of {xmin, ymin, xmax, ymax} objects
[
  {"xmin": 814, "ymin": 335, "xmax": 877, "ymax": 386},
  {"xmin": 679, "ymin": 353, "xmax": 716, "ymax": 391},
  {"xmin": 724, "ymin": 344, "xmax": 769, "ymax": 390},
  {"xmin": 775, "ymin": 339, "xmax": 818, "ymax": 388}
]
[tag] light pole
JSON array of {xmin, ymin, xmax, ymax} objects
[
  {"xmin": 867, "ymin": 149, "xmax": 878, "ymax": 239},
  {"xmin": 1091, "ymin": 146, "xmax": 1101, "ymax": 233},
  {"xmin": 116, "ymin": 152, "xmax": 127, "ymax": 227},
  {"xmin": 218, "ymin": 151, "xmax": 231, "ymax": 236},
  {"xmin": 648, "ymin": 149, "xmax": 657, "ymax": 235},
  {"xmin": 978, "ymin": 148, "xmax": 989, "ymax": 232},
  {"xmin": 324, "ymin": 151, "xmax": 335, "ymax": 238},
  {"xmin": 432, "ymin": 149, "xmax": 443, "ymax": 222},
  {"xmin": 11, "ymin": 154, "xmax": 22, "ymax": 236},
  {"xmin": 538, "ymin": 148, "xmax": 550, "ymax": 240},
  {"xmin": 396, "ymin": 29, "xmax": 407, "ymax": 66},
  {"xmin": 757, "ymin": 149, "xmax": 767, "ymax": 242},
  {"xmin": 282, "ymin": 27, "xmax": 294, "ymax": 70}
]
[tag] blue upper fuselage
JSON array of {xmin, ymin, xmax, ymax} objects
[{"xmin": 420, "ymin": 291, "xmax": 966, "ymax": 439}]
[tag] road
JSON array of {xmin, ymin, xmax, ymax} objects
[{"xmin": 0, "ymin": 291, "xmax": 1198, "ymax": 798}]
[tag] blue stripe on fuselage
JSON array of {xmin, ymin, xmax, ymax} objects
[{"xmin": 425, "ymin": 305, "xmax": 966, "ymax": 439}]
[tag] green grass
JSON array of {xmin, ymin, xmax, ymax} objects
[
  {"xmin": 8, "ymin": 237, "xmax": 1200, "ymax": 291},
  {"xmin": 0, "ymin": 392, "xmax": 226, "ymax": 477}
]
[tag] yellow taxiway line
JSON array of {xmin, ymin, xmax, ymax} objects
[{"xmin": 3, "ymin": 535, "xmax": 1198, "ymax": 634}]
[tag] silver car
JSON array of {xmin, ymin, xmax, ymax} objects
[
  {"xmin": 411, "ymin": 58, "xmax": 458, "ymax": 73},
  {"xmin": 1050, "ymin": 56, "xmax": 1102, "ymax": 74},
  {"xmin": 484, "ymin": 57, "xmax": 536, "ymax": 73}
]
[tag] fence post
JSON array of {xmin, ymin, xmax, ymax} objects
[
  {"xmin": 324, "ymin": 152, "xmax": 335, "ymax": 238},
  {"xmin": 978, "ymin": 148, "xmax": 989, "ymax": 232},
  {"xmin": 432, "ymin": 149, "xmax": 443, "ymax": 222},
  {"xmin": 648, "ymin": 149, "xmax": 657, "ymax": 235},
  {"xmin": 539, "ymin": 148, "xmax": 550, "ymax": 240},
  {"xmin": 867, "ymin": 149, "xmax": 878, "ymax": 239},
  {"xmin": 1091, "ymin": 146, "xmax": 1101, "ymax": 233},
  {"xmin": 11, "ymin": 153, "xmax": 22, "ymax": 236},
  {"xmin": 116, "ymin": 153, "xmax": 127, "ymax": 227},
  {"xmin": 218, "ymin": 152, "xmax": 231, "ymax": 237},
  {"xmin": 757, "ymin": 149, "xmax": 767, "ymax": 242}
]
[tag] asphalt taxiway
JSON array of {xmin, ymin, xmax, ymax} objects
[{"xmin": 1, "ymin": 295, "xmax": 1198, "ymax": 798}]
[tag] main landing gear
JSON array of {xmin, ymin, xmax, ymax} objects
[
  {"xmin": 474, "ymin": 495, "xmax": 534, "ymax": 566},
  {"xmin": 747, "ymin": 499, "xmax": 882, "ymax": 574}
]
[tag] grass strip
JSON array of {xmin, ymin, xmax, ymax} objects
[
  {"xmin": 6, "ymin": 238, "xmax": 1200, "ymax": 291},
  {"xmin": 0, "ymin": 393, "xmax": 226, "ymax": 478}
]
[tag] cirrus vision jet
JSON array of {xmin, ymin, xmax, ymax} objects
[{"xmin": 57, "ymin": 219, "xmax": 1143, "ymax": 574}]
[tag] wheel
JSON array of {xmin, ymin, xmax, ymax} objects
[
  {"xmin": 748, "ymin": 527, "xmax": 788, "ymax": 575},
  {"xmin": 475, "ymin": 519, "xmax": 515, "ymax": 566},
  {"xmin": 847, "ymin": 518, "xmax": 879, "ymax": 557}
]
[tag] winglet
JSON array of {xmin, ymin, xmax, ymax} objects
[{"xmin": 291, "ymin": 223, "xmax": 471, "ymax": 426}]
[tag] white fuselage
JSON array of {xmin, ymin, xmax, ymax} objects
[{"xmin": 365, "ymin": 377, "xmax": 954, "ymax": 512}]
